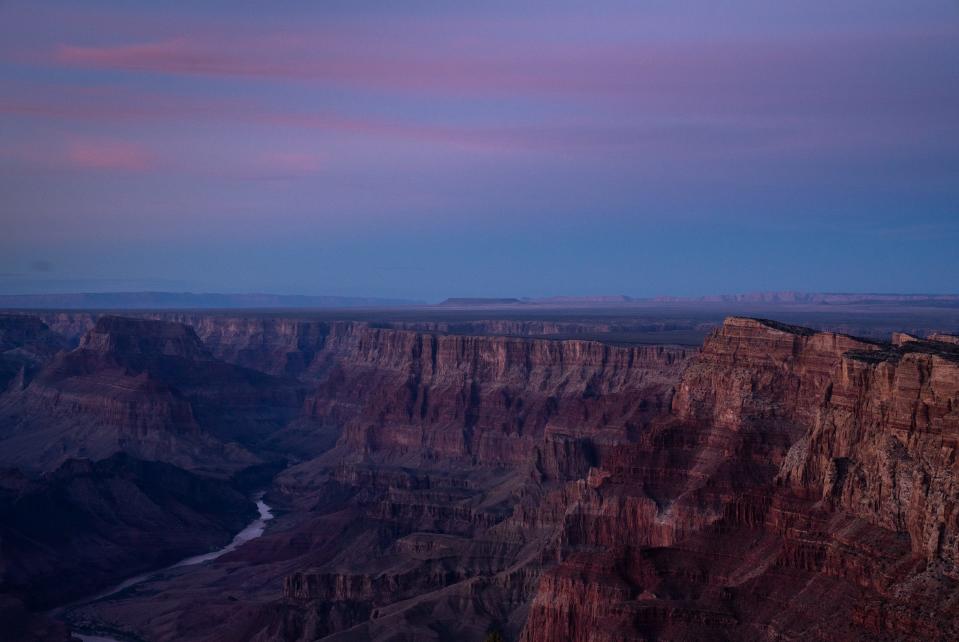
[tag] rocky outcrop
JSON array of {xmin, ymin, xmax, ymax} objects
[
  {"xmin": 78, "ymin": 315, "xmax": 214, "ymax": 361},
  {"xmin": 145, "ymin": 314, "xmax": 335, "ymax": 378},
  {"xmin": 673, "ymin": 317, "xmax": 881, "ymax": 432},
  {"xmin": 26, "ymin": 311, "xmax": 96, "ymax": 346},
  {"xmin": 928, "ymin": 331, "xmax": 959, "ymax": 345},
  {"xmin": 779, "ymin": 334, "xmax": 959, "ymax": 571},
  {"xmin": 522, "ymin": 318, "xmax": 959, "ymax": 642}
]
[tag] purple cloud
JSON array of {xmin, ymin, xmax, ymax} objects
[
  {"xmin": 0, "ymin": 0, "xmax": 956, "ymax": 298},
  {"xmin": 65, "ymin": 138, "xmax": 154, "ymax": 171},
  {"xmin": 0, "ymin": 137, "xmax": 155, "ymax": 173}
]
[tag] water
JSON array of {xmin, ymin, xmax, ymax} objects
[
  {"xmin": 172, "ymin": 497, "xmax": 273, "ymax": 568},
  {"xmin": 64, "ymin": 495, "xmax": 273, "ymax": 641}
]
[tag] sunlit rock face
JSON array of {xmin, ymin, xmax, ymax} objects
[{"xmin": 522, "ymin": 318, "xmax": 959, "ymax": 642}]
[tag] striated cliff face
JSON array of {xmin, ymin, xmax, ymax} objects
[
  {"xmin": 0, "ymin": 316, "xmax": 303, "ymax": 474},
  {"xmin": 149, "ymin": 314, "xmax": 336, "ymax": 378},
  {"xmin": 78, "ymin": 315, "xmax": 214, "ymax": 361},
  {"xmin": 306, "ymin": 328, "xmax": 690, "ymax": 466},
  {"xmin": 27, "ymin": 311, "xmax": 96, "ymax": 346},
  {"xmin": 673, "ymin": 317, "xmax": 881, "ymax": 432},
  {"xmin": 779, "ymin": 339, "xmax": 959, "ymax": 570},
  {"xmin": 522, "ymin": 318, "xmax": 959, "ymax": 641},
  {"xmin": 131, "ymin": 316, "xmax": 691, "ymax": 466},
  {"xmin": 928, "ymin": 332, "xmax": 959, "ymax": 345}
]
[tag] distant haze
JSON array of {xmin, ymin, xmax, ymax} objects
[
  {"xmin": 2, "ymin": 290, "xmax": 959, "ymax": 310},
  {"xmin": 1, "ymin": 1, "xmax": 957, "ymax": 300},
  {"xmin": 0, "ymin": 292, "xmax": 420, "ymax": 309}
]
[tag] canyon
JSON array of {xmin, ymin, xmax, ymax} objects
[{"xmin": 0, "ymin": 308, "xmax": 957, "ymax": 640}]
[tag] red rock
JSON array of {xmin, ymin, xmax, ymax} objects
[
  {"xmin": 928, "ymin": 332, "xmax": 959, "ymax": 346},
  {"xmin": 523, "ymin": 317, "xmax": 959, "ymax": 642},
  {"xmin": 8, "ymin": 313, "xmax": 957, "ymax": 641}
]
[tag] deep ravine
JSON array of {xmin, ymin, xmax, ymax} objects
[{"xmin": 62, "ymin": 495, "xmax": 274, "ymax": 641}]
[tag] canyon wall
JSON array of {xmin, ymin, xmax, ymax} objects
[
  {"xmin": 0, "ymin": 316, "xmax": 303, "ymax": 474},
  {"xmin": 303, "ymin": 327, "xmax": 690, "ymax": 466},
  {"xmin": 4, "ymin": 312, "xmax": 958, "ymax": 640},
  {"xmin": 125, "ymin": 315, "xmax": 691, "ymax": 466},
  {"xmin": 522, "ymin": 318, "xmax": 959, "ymax": 641},
  {"xmin": 0, "ymin": 314, "xmax": 65, "ymax": 392}
]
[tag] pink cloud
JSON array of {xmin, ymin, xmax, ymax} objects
[
  {"xmin": 64, "ymin": 139, "xmax": 154, "ymax": 171},
  {"xmin": 2, "ymin": 85, "xmax": 953, "ymax": 167},
  {"xmin": 0, "ymin": 138, "xmax": 155, "ymax": 173},
  {"xmin": 0, "ymin": 87, "xmax": 536, "ymax": 154},
  {"xmin": 6, "ymin": 1, "xmax": 956, "ymax": 125},
  {"xmin": 4, "ymin": 17, "xmax": 957, "ymax": 169}
]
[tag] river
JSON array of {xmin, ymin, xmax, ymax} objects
[{"xmin": 66, "ymin": 495, "xmax": 274, "ymax": 642}]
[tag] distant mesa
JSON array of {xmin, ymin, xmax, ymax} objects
[
  {"xmin": 438, "ymin": 292, "xmax": 959, "ymax": 308},
  {"xmin": 0, "ymin": 291, "xmax": 420, "ymax": 310},
  {"xmin": 439, "ymin": 297, "xmax": 525, "ymax": 306},
  {"xmin": 439, "ymin": 295, "xmax": 635, "ymax": 306},
  {"xmin": 4, "ymin": 290, "xmax": 959, "ymax": 312},
  {"xmin": 928, "ymin": 332, "xmax": 959, "ymax": 345}
]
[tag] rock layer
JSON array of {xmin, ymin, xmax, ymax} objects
[
  {"xmin": 6, "ymin": 313, "xmax": 958, "ymax": 641},
  {"xmin": 0, "ymin": 316, "xmax": 303, "ymax": 474},
  {"xmin": 522, "ymin": 318, "xmax": 959, "ymax": 641}
]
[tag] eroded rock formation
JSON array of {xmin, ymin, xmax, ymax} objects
[
  {"xmin": 0, "ymin": 314, "xmax": 65, "ymax": 392},
  {"xmin": 0, "ymin": 316, "xmax": 303, "ymax": 474},
  {"xmin": 2, "ymin": 313, "xmax": 957, "ymax": 640},
  {"xmin": 522, "ymin": 318, "xmax": 959, "ymax": 641}
]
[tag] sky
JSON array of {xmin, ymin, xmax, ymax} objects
[{"xmin": 1, "ymin": 1, "xmax": 957, "ymax": 301}]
